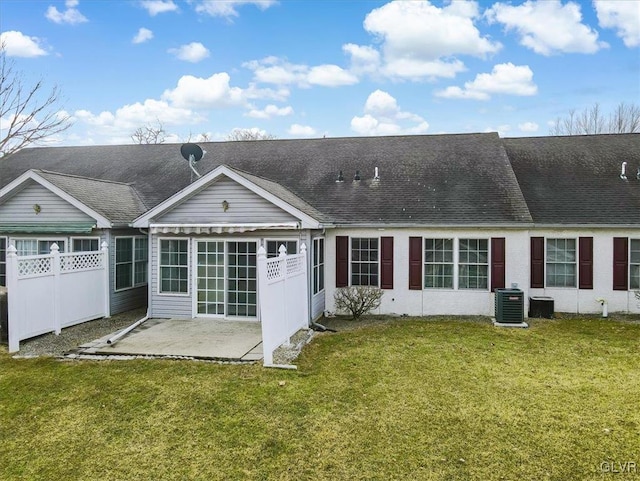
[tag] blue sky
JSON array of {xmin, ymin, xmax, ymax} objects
[{"xmin": 1, "ymin": 0, "xmax": 638, "ymax": 147}]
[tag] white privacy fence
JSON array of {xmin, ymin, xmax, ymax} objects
[
  {"xmin": 6, "ymin": 242, "xmax": 110, "ymax": 352},
  {"xmin": 258, "ymin": 243, "xmax": 309, "ymax": 365}
]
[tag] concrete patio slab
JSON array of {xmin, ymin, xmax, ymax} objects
[{"xmin": 82, "ymin": 318, "xmax": 263, "ymax": 361}]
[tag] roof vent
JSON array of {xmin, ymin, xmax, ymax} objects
[
  {"xmin": 354, "ymin": 170, "xmax": 361, "ymax": 182},
  {"xmin": 336, "ymin": 170, "xmax": 344, "ymax": 183},
  {"xmin": 620, "ymin": 161, "xmax": 627, "ymax": 180},
  {"xmin": 637, "ymin": 166, "xmax": 640, "ymax": 180},
  {"xmin": 373, "ymin": 167, "xmax": 380, "ymax": 180}
]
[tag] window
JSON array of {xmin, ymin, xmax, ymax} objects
[
  {"xmin": 0, "ymin": 237, "xmax": 6, "ymax": 287},
  {"xmin": 72, "ymin": 237, "xmax": 100, "ymax": 252},
  {"xmin": 631, "ymin": 239, "xmax": 640, "ymax": 289},
  {"xmin": 115, "ymin": 237, "xmax": 148, "ymax": 291},
  {"xmin": 14, "ymin": 239, "xmax": 66, "ymax": 256},
  {"xmin": 266, "ymin": 240, "xmax": 297, "ymax": 258},
  {"xmin": 313, "ymin": 237, "xmax": 324, "ymax": 294},
  {"xmin": 546, "ymin": 239, "xmax": 576, "ymax": 287},
  {"xmin": 351, "ymin": 238, "xmax": 378, "ymax": 286},
  {"xmin": 424, "ymin": 238, "xmax": 453, "ymax": 288},
  {"xmin": 159, "ymin": 239, "xmax": 188, "ymax": 294},
  {"xmin": 458, "ymin": 239, "xmax": 488, "ymax": 289}
]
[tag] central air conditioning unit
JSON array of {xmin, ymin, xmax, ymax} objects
[{"xmin": 495, "ymin": 288, "xmax": 524, "ymax": 324}]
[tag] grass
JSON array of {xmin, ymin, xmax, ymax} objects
[{"xmin": 1, "ymin": 317, "xmax": 639, "ymax": 481}]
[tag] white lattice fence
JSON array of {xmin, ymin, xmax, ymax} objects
[
  {"xmin": 6, "ymin": 243, "xmax": 110, "ymax": 352},
  {"xmin": 258, "ymin": 243, "xmax": 309, "ymax": 365}
]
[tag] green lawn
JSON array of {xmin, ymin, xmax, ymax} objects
[{"xmin": 1, "ymin": 317, "xmax": 639, "ymax": 481}]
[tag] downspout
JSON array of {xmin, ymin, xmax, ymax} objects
[{"xmin": 107, "ymin": 312, "xmax": 149, "ymax": 345}]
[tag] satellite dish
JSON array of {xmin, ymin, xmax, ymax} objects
[{"xmin": 180, "ymin": 143, "xmax": 203, "ymax": 162}]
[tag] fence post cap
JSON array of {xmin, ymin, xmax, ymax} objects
[
  {"xmin": 278, "ymin": 244, "xmax": 287, "ymax": 257},
  {"xmin": 300, "ymin": 243, "xmax": 307, "ymax": 254},
  {"xmin": 257, "ymin": 245, "xmax": 266, "ymax": 259},
  {"xmin": 50, "ymin": 243, "xmax": 60, "ymax": 252},
  {"xmin": 7, "ymin": 244, "xmax": 17, "ymax": 256},
  {"xmin": 101, "ymin": 241, "xmax": 109, "ymax": 250}
]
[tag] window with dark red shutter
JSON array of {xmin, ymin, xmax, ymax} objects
[
  {"xmin": 578, "ymin": 237, "xmax": 593, "ymax": 289},
  {"xmin": 530, "ymin": 237, "xmax": 544, "ymax": 288},
  {"xmin": 380, "ymin": 237, "xmax": 394, "ymax": 289},
  {"xmin": 409, "ymin": 237, "xmax": 422, "ymax": 290},
  {"xmin": 613, "ymin": 237, "xmax": 628, "ymax": 291},
  {"xmin": 491, "ymin": 237, "xmax": 506, "ymax": 292},
  {"xmin": 335, "ymin": 236, "xmax": 349, "ymax": 288}
]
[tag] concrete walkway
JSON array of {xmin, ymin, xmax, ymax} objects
[{"xmin": 78, "ymin": 318, "xmax": 263, "ymax": 361}]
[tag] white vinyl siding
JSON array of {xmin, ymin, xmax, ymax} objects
[
  {"xmin": 631, "ymin": 239, "xmax": 640, "ymax": 290},
  {"xmin": 546, "ymin": 239, "xmax": 577, "ymax": 287}
]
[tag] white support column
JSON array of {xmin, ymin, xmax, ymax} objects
[
  {"xmin": 7, "ymin": 245, "xmax": 19, "ymax": 353},
  {"xmin": 300, "ymin": 243, "xmax": 309, "ymax": 326},
  {"xmin": 101, "ymin": 241, "xmax": 111, "ymax": 318},
  {"xmin": 51, "ymin": 243, "xmax": 62, "ymax": 335}
]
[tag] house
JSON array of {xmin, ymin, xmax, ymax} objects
[{"xmin": 1, "ymin": 132, "xmax": 638, "ymax": 323}]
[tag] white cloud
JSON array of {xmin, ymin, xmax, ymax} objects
[
  {"xmin": 287, "ymin": 124, "xmax": 316, "ymax": 137},
  {"xmin": 140, "ymin": 0, "xmax": 178, "ymax": 16},
  {"xmin": 162, "ymin": 73, "xmax": 246, "ymax": 109},
  {"xmin": 342, "ymin": 43, "xmax": 381, "ymax": 75},
  {"xmin": 518, "ymin": 122, "xmax": 539, "ymax": 133},
  {"xmin": 435, "ymin": 63, "xmax": 538, "ymax": 100},
  {"xmin": 0, "ymin": 31, "xmax": 48, "ymax": 57},
  {"xmin": 307, "ymin": 65, "xmax": 358, "ymax": 87},
  {"xmin": 168, "ymin": 42, "xmax": 210, "ymax": 63},
  {"xmin": 45, "ymin": 0, "xmax": 88, "ymax": 24},
  {"xmin": 194, "ymin": 0, "xmax": 277, "ymax": 17},
  {"xmin": 244, "ymin": 57, "xmax": 359, "ymax": 88},
  {"xmin": 362, "ymin": 1, "xmax": 500, "ymax": 80},
  {"xmin": 486, "ymin": 0, "xmax": 607, "ymax": 55},
  {"xmin": 246, "ymin": 104, "xmax": 293, "ymax": 119},
  {"xmin": 132, "ymin": 28, "xmax": 153, "ymax": 44},
  {"xmin": 351, "ymin": 90, "xmax": 429, "ymax": 136},
  {"xmin": 595, "ymin": 0, "xmax": 640, "ymax": 48}
]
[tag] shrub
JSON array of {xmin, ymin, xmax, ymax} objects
[{"xmin": 334, "ymin": 286, "xmax": 383, "ymax": 320}]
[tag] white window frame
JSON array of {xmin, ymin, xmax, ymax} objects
[
  {"xmin": 423, "ymin": 238, "xmax": 454, "ymax": 289},
  {"xmin": 158, "ymin": 237, "xmax": 190, "ymax": 296},
  {"xmin": 350, "ymin": 237, "xmax": 379, "ymax": 287},
  {"xmin": 458, "ymin": 238, "xmax": 489, "ymax": 290},
  {"xmin": 0, "ymin": 236, "xmax": 6, "ymax": 287},
  {"xmin": 313, "ymin": 237, "xmax": 325, "ymax": 295},
  {"xmin": 630, "ymin": 238, "xmax": 640, "ymax": 290},
  {"xmin": 265, "ymin": 239, "xmax": 298, "ymax": 258},
  {"xmin": 12, "ymin": 237, "xmax": 68, "ymax": 256},
  {"xmin": 71, "ymin": 236, "xmax": 101, "ymax": 252},
  {"xmin": 114, "ymin": 236, "xmax": 148, "ymax": 292},
  {"xmin": 545, "ymin": 238, "xmax": 577, "ymax": 288}
]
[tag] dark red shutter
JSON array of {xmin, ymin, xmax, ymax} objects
[
  {"xmin": 578, "ymin": 237, "xmax": 593, "ymax": 289},
  {"xmin": 409, "ymin": 237, "xmax": 422, "ymax": 290},
  {"xmin": 491, "ymin": 237, "xmax": 506, "ymax": 292},
  {"xmin": 613, "ymin": 237, "xmax": 628, "ymax": 291},
  {"xmin": 380, "ymin": 236, "xmax": 394, "ymax": 289},
  {"xmin": 336, "ymin": 236, "xmax": 349, "ymax": 288},
  {"xmin": 530, "ymin": 237, "xmax": 544, "ymax": 288}
]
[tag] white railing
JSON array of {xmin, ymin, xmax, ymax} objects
[
  {"xmin": 6, "ymin": 242, "xmax": 110, "ymax": 352},
  {"xmin": 258, "ymin": 243, "xmax": 309, "ymax": 365}
]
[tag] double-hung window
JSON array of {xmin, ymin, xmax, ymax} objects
[
  {"xmin": 14, "ymin": 239, "xmax": 66, "ymax": 256},
  {"xmin": 351, "ymin": 238, "xmax": 378, "ymax": 286},
  {"xmin": 546, "ymin": 239, "xmax": 576, "ymax": 287},
  {"xmin": 424, "ymin": 239, "xmax": 454, "ymax": 288},
  {"xmin": 631, "ymin": 239, "xmax": 640, "ymax": 289},
  {"xmin": 458, "ymin": 239, "xmax": 489, "ymax": 289},
  {"xmin": 266, "ymin": 240, "xmax": 297, "ymax": 258},
  {"xmin": 159, "ymin": 239, "xmax": 188, "ymax": 294},
  {"xmin": 115, "ymin": 237, "xmax": 148, "ymax": 291},
  {"xmin": 72, "ymin": 237, "xmax": 100, "ymax": 252},
  {"xmin": 313, "ymin": 237, "xmax": 325, "ymax": 294}
]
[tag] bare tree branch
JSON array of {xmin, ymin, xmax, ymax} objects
[
  {"xmin": 550, "ymin": 102, "xmax": 640, "ymax": 136},
  {"xmin": 0, "ymin": 45, "xmax": 71, "ymax": 158},
  {"xmin": 227, "ymin": 128, "xmax": 276, "ymax": 141},
  {"xmin": 131, "ymin": 120, "xmax": 166, "ymax": 144}
]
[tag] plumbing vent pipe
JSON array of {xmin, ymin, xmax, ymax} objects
[{"xmin": 620, "ymin": 161, "xmax": 627, "ymax": 180}]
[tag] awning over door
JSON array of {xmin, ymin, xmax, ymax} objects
[
  {"xmin": 0, "ymin": 222, "xmax": 96, "ymax": 234},
  {"xmin": 149, "ymin": 222, "xmax": 300, "ymax": 234}
]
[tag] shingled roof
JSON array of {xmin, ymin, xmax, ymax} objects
[
  {"xmin": 504, "ymin": 134, "xmax": 640, "ymax": 225},
  {"xmin": 1, "ymin": 132, "xmax": 533, "ymax": 227}
]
